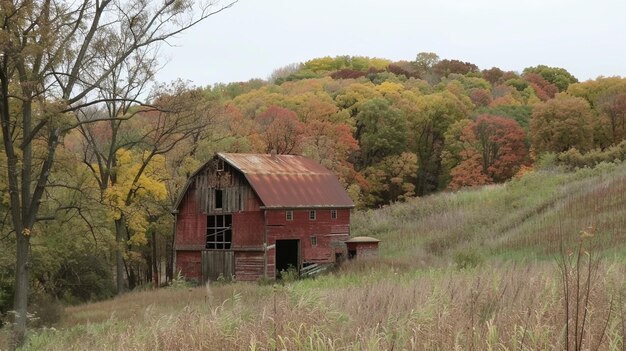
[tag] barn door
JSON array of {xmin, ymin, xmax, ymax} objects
[
  {"xmin": 201, "ymin": 250, "xmax": 234, "ymax": 282},
  {"xmin": 275, "ymin": 239, "xmax": 300, "ymax": 278}
]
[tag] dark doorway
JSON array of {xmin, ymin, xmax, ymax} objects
[
  {"xmin": 348, "ymin": 249, "xmax": 356, "ymax": 259},
  {"xmin": 275, "ymin": 239, "xmax": 299, "ymax": 278}
]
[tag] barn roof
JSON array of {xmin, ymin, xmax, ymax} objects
[
  {"xmin": 218, "ymin": 153, "xmax": 354, "ymax": 209},
  {"xmin": 345, "ymin": 236, "xmax": 380, "ymax": 243}
]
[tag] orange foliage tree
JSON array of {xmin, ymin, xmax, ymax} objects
[
  {"xmin": 524, "ymin": 72, "xmax": 558, "ymax": 101},
  {"xmin": 449, "ymin": 115, "xmax": 527, "ymax": 189},
  {"xmin": 255, "ymin": 106, "xmax": 304, "ymax": 154}
]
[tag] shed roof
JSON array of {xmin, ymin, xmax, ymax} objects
[
  {"xmin": 218, "ymin": 153, "xmax": 354, "ymax": 209},
  {"xmin": 345, "ymin": 236, "xmax": 381, "ymax": 243}
]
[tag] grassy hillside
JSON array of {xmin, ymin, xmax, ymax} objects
[
  {"xmin": 353, "ymin": 159, "xmax": 626, "ymax": 265},
  {"xmin": 8, "ymin": 161, "xmax": 626, "ymax": 350}
]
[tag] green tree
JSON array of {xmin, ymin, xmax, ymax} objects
[
  {"xmin": 567, "ymin": 77, "xmax": 626, "ymax": 146},
  {"xmin": 355, "ymin": 99, "xmax": 408, "ymax": 168},
  {"xmin": 410, "ymin": 92, "xmax": 468, "ymax": 195},
  {"xmin": 523, "ymin": 65, "xmax": 578, "ymax": 92},
  {"xmin": 530, "ymin": 94, "xmax": 594, "ymax": 153},
  {"xmin": 441, "ymin": 119, "xmax": 473, "ymax": 187},
  {"xmin": 363, "ymin": 152, "xmax": 418, "ymax": 206},
  {"xmin": 567, "ymin": 77, "xmax": 626, "ymax": 108},
  {"xmin": 414, "ymin": 52, "xmax": 440, "ymax": 74}
]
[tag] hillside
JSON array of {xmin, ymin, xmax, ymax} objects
[
  {"xmin": 11, "ymin": 160, "xmax": 626, "ymax": 350},
  {"xmin": 352, "ymin": 158, "xmax": 626, "ymax": 264}
]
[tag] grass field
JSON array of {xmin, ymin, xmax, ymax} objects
[{"xmin": 5, "ymin": 160, "xmax": 626, "ymax": 350}]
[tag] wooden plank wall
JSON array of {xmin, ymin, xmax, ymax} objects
[
  {"xmin": 234, "ymin": 252, "xmax": 265, "ymax": 281},
  {"xmin": 194, "ymin": 159, "xmax": 255, "ymax": 214},
  {"xmin": 201, "ymin": 250, "xmax": 235, "ymax": 282}
]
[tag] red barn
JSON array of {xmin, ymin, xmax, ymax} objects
[{"xmin": 173, "ymin": 153, "xmax": 354, "ymax": 282}]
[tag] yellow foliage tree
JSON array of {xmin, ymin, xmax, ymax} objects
[{"xmin": 106, "ymin": 149, "xmax": 167, "ymax": 234}]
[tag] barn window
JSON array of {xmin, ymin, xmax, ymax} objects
[
  {"xmin": 310, "ymin": 236, "xmax": 317, "ymax": 246},
  {"xmin": 331, "ymin": 209, "xmax": 337, "ymax": 219},
  {"xmin": 215, "ymin": 189, "xmax": 223, "ymax": 210},
  {"xmin": 309, "ymin": 210, "xmax": 316, "ymax": 220},
  {"xmin": 217, "ymin": 159, "xmax": 224, "ymax": 171},
  {"xmin": 286, "ymin": 210, "xmax": 293, "ymax": 221},
  {"xmin": 206, "ymin": 215, "xmax": 232, "ymax": 249}
]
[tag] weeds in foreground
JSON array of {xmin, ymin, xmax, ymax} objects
[
  {"xmin": 18, "ymin": 261, "xmax": 626, "ymax": 351},
  {"xmin": 557, "ymin": 228, "xmax": 614, "ymax": 351}
]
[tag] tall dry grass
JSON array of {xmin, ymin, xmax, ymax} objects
[{"xmin": 19, "ymin": 261, "xmax": 626, "ymax": 350}]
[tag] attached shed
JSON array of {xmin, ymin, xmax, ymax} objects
[
  {"xmin": 345, "ymin": 236, "xmax": 380, "ymax": 260},
  {"xmin": 173, "ymin": 153, "xmax": 354, "ymax": 282}
]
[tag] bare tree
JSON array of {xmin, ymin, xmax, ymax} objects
[{"xmin": 0, "ymin": 0, "xmax": 236, "ymax": 346}]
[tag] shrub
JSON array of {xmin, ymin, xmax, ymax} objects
[
  {"xmin": 169, "ymin": 271, "xmax": 194, "ymax": 289},
  {"xmin": 279, "ymin": 265, "xmax": 299, "ymax": 283},
  {"xmin": 558, "ymin": 140, "xmax": 626, "ymax": 169},
  {"xmin": 453, "ymin": 249, "xmax": 484, "ymax": 269},
  {"xmin": 29, "ymin": 294, "xmax": 64, "ymax": 327}
]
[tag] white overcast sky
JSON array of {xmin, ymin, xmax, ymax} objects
[{"xmin": 156, "ymin": 0, "xmax": 626, "ymax": 87}]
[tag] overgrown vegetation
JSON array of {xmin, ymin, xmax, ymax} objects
[
  {"xmin": 4, "ymin": 160, "xmax": 626, "ymax": 350},
  {"xmin": 4, "ymin": 46, "xmax": 626, "ymax": 348}
]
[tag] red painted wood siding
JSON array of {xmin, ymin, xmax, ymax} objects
[
  {"xmin": 175, "ymin": 187, "xmax": 206, "ymax": 250},
  {"xmin": 176, "ymin": 251, "xmax": 202, "ymax": 281},
  {"xmin": 232, "ymin": 211, "xmax": 264, "ymax": 248},
  {"xmin": 267, "ymin": 208, "xmax": 350, "ymax": 266},
  {"xmin": 234, "ymin": 252, "xmax": 264, "ymax": 281},
  {"xmin": 347, "ymin": 242, "xmax": 379, "ymax": 260}
]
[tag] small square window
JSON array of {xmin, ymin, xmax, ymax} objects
[
  {"xmin": 331, "ymin": 209, "xmax": 337, "ymax": 219},
  {"xmin": 311, "ymin": 236, "xmax": 317, "ymax": 246},
  {"xmin": 286, "ymin": 210, "xmax": 293, "ymax": 221},
  {"xmin": 309, "ymin": 210, "xmax": 316, "ymax": 220}
]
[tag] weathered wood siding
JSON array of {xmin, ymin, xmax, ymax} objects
[
  {"xmin": 234, "ymin": 252, "xmax": 264, "ymax": 281},
  {"xmin": 201, "ymin": 250, "xmax": 235, "ymax": 282},
  {"xmin": 176, "ymin": 157, "xmax": 264, "ymax": 281},
  {"xmin": 193, "ymin": 159, "xmax": 260, "ymax": 214}
]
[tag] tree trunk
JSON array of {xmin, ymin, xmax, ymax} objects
[
  {"xmin": 167, "ymin": 218, "xmax": 176, "ymax": 283},
  {"xmin": 11, "ymin": 232, "xmax": 29, "ymax": 347},
  {"xmin": 114, "ymin": 218, "xmax": 127, "ymax": 294},
  {"xmin": 152, "ymin": 230, "xmax": 159, "ymax": 288}
]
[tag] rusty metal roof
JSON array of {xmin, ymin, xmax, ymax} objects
[
  {"xmin": 345, "ymin": 236, "xmax": 380, "ymax": 243},
  {"xmin": 218, "ymin": 153, "xmax": 354, "ymax": 209}
]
